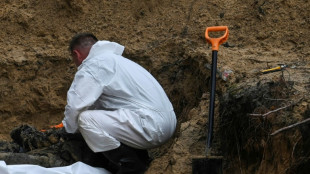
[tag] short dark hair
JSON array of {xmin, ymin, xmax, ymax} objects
[{"xmin": 69, "ymin": 33, "xmax": 98, "ymax": 53}]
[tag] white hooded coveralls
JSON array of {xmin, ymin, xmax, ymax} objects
[{"xmin": 62, "ymin": 41, "xmax": 176, "ymax": 152}]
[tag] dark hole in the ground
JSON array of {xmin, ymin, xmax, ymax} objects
[{"xmin": 218, "ymin": 79, "xmax": 309, "ymax": 173}]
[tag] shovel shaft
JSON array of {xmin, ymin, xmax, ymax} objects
[
  {"xmin": 207, "ymin": 50, "xmax": 218, "ymax": 149},
  {"xmin": 192, "ymin": 26, "xmax": 228, "ymax": 174}
]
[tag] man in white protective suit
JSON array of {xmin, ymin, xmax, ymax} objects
[{"xmin": 58, "ymin": 33, "xmax": 177, "ymax": 174}]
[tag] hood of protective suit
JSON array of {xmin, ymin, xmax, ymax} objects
[
  {"xmin": 78, "ymin": 41, "xmax": 125, "ymax": 70},
  {"xmin": 89, "ymin": 40, "xmax": 124, "ymax": 58}
]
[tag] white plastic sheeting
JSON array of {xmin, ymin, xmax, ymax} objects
[{"xmin": 0, "ymin": 161, "xmax": 111, "ymax": 174}]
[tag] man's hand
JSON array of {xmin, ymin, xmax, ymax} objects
[
  {"xmin": 50, "ymin": 123, "xmax": 64, "ymax": 129},
  {"xmin": 41, "ymin": 123, "xmax": 64, "ymax": 132}
]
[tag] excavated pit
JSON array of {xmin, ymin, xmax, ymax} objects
[
  {"xmin": 0, "ymin": 52, "xmax": 309, "ymax": 174},
  {"xmin": 218, "ymin": 79, "xmax": 310, "ymax": 174},
  {"xmin": 0, "ymin": 41, "xmax": 212, "ymax": 171}
]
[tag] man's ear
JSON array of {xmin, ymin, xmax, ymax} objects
[
  {"xmin": 73, "ymin": 50, "xmax": 81, "ymax": 60},
  {"xmin": 72, "ymin": 49, "xmax": 83, "ymax": 66}
]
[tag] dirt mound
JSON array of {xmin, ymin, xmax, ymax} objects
[{"xmin": 0, "ymin": 0, "xmax": 309, "ymax": 173}]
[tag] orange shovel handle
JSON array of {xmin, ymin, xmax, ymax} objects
[
  {"xmin": 40, "ymin": 123, "xmax": 64, "ymax": 132},
  {"xmin": 205, "ymin": 26, "xmax": 229, "ymax": 51},
  {"xmin": 50, "ymin": 123, "xmax": 64, "ymax": 129}
]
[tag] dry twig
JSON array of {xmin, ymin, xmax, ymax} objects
[
  {"xmin": 291, "ymin": 137, "xmax": 302, "ymax": 159},
  {"xmin": 270, "ymin": 118, "xmax": 310, "ymax": 136},
  {"xmin": 249, "ymin": 98, "xmax": 303, "ymax": 118},
  {"xmin": 249, "ymin": 104, "xmax": 292, "ymax": 117}
]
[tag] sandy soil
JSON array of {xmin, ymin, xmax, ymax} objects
[{"xmin": 0, "ymin": 0, "xmax": 309, "ymax": 173}]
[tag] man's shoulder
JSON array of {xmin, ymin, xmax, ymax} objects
[{"xmin": 85, "ymin": 53, "xmax": 116, "ymax": 65}]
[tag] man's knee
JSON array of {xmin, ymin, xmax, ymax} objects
[
  {"xmin": 78, "ymin": 111, "xmax": 91, "ymax": 128},
  {"xmin": 77, "ymin": 111, "xmax": 100, "ymax": 137}
]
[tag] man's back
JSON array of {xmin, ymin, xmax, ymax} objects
[{"xmin": 80, "ymin": 41, "xmax": 174, "ymax": 112}]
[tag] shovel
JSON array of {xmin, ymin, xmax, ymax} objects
[{"xmin": 192, "ymin": 26, "xmax": 229, "ymax": 174}]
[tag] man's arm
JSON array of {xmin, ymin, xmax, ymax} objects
[{"xmin": 63, "ymin": 68, "xmax": 103, "ymax": 133}]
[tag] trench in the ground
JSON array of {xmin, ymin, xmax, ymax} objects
[
  {"xmin": 1, "ymin": 43, "xmax": 309, "ymax": 173},
  {"xmin": 218, "ymin": 80, "xmax": 310, "ymax": 174},
  {"xmin": 0, "ymin": 41, "xmax": 212, "ymax": 165}
]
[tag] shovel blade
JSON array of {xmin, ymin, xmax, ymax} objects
[{"xmin": 192, "ymin": 157, "xmax": 223, "ymax": 174}]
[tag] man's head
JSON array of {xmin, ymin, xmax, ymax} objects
[{"xmin": 69, "ymin": 33, "xmax": 98, "ymax": 66}]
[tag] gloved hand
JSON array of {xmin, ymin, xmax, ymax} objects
[
  {"xmin": 50, "ymin": 123, "xmax": 64, "ymax": 129},
  {"xmin": 41, "ymin": 123, "xmax": 64, "ymax": 132}
]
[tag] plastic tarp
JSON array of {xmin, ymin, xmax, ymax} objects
[{"xmin": 0, "ymin": 161, "xmax": 111, "ymax": 174}]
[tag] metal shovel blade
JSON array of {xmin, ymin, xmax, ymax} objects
[{"xmin": 192, "ymin": 157, "xmax": 223, "ymax": 174}]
